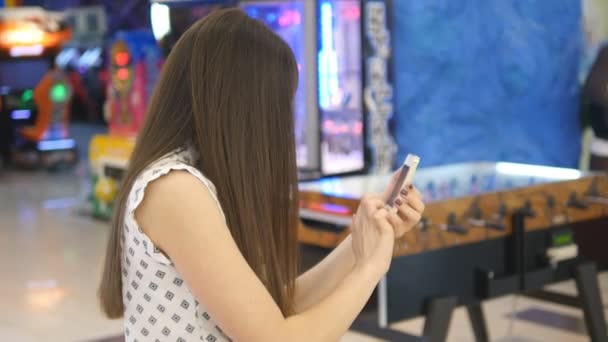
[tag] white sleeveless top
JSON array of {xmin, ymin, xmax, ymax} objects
[{"xmin": 121, "ymin": 147, "xmax": 232, "ymax": 342}]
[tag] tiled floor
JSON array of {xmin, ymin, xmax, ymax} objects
[{"xmin": 1, "ymin": 167, "xmax": 607, "ymax": 342}]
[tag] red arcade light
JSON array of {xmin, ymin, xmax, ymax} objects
[
  {"xmin": 117, "ymin": 68, "xmax": 129, "ymax": 81},
  {"xmin": 115, "ymin": 52, "xmax": 130, "ymax": 67}
]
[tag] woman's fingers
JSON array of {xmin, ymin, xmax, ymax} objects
[
  {"xmin": 396, "ymin": 203, "xmax": 422, "ymax": 224},
  {"xmin": 362, "ymin": 194, "xmax": 385, "ymax": 216},
  {"xmin": 408, "ymin": 185, "xmax": 422, "ymax": 199},
  {"xmin": 387, "ymin": 209, "xmax": 408, "ymax": 237},
  {"xmin": 359, "ymin": 189, "xmax": 424, "ymax": 240},
  {"xmin": 373, "ymin": 208, "xmax": 395, "ymax": 238},
  {"xmin": 405, "ymin": 193, "xmax": 424, "ymax": 213}
]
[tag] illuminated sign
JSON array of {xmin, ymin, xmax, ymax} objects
[{"xmin": 0, "ymin": 28, "xmax": 44, "ymax": 45}]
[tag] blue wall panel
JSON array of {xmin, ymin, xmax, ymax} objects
[{"xmin": 392, "ymin": 0, "xmax": 582, "ymax": 168}]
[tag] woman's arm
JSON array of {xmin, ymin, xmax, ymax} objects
[
  {"xmin": 137, "ymin": 171, "xmax": 397, "ymax": 342},
  {"xmin": 295, "ymin": 185, "xmax": 424, "ymax": 313},
  {"xmin": 294, "ymin": 235, "xmax": 355, "ymax": 313}
]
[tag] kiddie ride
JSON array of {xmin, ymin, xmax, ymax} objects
[
  {"xmin": 0, "ymin": 7, "xmax": 77, "ymax": 170},
  {"xmin": 88, "ymin": 31, "xmax": 160, "ymax": 219}
]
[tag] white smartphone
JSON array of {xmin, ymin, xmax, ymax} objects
[{"xmin": 386, "ymin": 154, "xmax": 420, "ymax": 207}]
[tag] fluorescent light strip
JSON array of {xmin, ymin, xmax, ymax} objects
[
  {"xmin": 11, "ymin": 109, "xmax": 31, "ymax": 120},
  {"xmin": 495, "ymin": 162, "xmax": 581, "ymax": 180},
  {"xmin": 37, "ymin": 139, "xmax": 76, "ymax": 151},
  {"xmin": 10, "ymin": 44, "xmax": 44, "ymax": 57}
]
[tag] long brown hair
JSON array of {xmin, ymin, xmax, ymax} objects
[{"xmin": 99, "ymin": 8, "xmax": 300, "ymax": 318}]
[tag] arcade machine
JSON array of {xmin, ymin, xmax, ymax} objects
[
  {"xmin": 151, "ymin": 0, "xmax": 370, "ymax": 179},
  {"xmin": 0, "ymin": 7, "xmax": 76, "ymax": 169},
  {"xmin": 240, "ymin": 0, "xmax": 368, "ymax": 178},
  {"xmin": 88, "ymin": 31, "xmax": 161, "ymax": 219}
]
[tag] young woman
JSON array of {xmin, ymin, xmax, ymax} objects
[{"xmin": 99, "ymin": 9, "xmax": 424, "ymax": 342}]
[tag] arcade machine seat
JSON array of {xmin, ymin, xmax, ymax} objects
[{"xmin": 13, "ymin": 67, "xmax": 77, "ymax": 169}]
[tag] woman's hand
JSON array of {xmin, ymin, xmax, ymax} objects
[
  {"xmin": 382, "ymin": 169, "xmax": 425, "ymax": 238},
  {"xmin": 351, "ymin": 194, "xmax": 395, "ymax": 276},
  {"xmin": 350, "ymin": 169, "xmax": 426, "ymax": 277}
]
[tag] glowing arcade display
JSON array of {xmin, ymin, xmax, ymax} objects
[
  {"xmin": 242, "ymin": 1, "xmax": 365, "ymax": 176},
  {"xmin": 318, "ymin": 0, "xmax": 364, "ymax": 175},
  {"xmin": 0, "ymin": 8, "xmax": 72, "ymax": 58},
  {"xmin": 241, "ymin": 1, "xmax": 309, "ymax": 168},
  {"xmin": 106, "ymin": 31, "xmax": 161, "ymax": 137},
  {"xmin": 89, "ymin": 30, "xmax": 160, "ymax": 218},
  {"xmin": 149, "ymin": 1, "xmax": 368, "ymax": 177},
  {"xmin": 110, "ymin": 41, "xmax": 134, "ymax": 130}
]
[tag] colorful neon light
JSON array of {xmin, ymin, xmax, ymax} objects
[
  {"xmin": 11, "ymin": 109, "xmax": 31, "ymax": 120},
  {"xmin": 50, "ymin": 83, "xmax": 68, "ymax": 103},
  {"xmin": 0, "ymin": 28, "xmax": 44, "ymax": 45},
  {"xmin": 266, "ymin": 13, "xmax": 277, "ymax": 23},
  {"xmin": 37, "ymin": 139, "xmax": 75, "ymax": 151},
  {"xmin": 318, "ymin": 2, "xmax": 339, "ymax": 109},
  {"xmin": 343, "ymin": 5, "xmax": 360, "ymax": 20},
  {"xmin": 21, "ymin": 89, "xmax": 33, "ymax": 103},
  {"xmin": 117, "ymin": 68, "xmax": 129, "ymax": 81},
  {"xmin": 278, "ymin": 10, "xmax": 301, "ymax": 27},
  {"xmin": 115, "ymin": 52, "xmax": 129, "ymax": 67}
]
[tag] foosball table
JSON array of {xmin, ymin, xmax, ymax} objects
[{"xmin": 297, "ymin": 161, "xmax": 608, "ymax": 342}]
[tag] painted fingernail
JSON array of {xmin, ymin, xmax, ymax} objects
[
  {"xmin": 400, "ymin": 189, "xmax": 408, "ymax": 196},
  {"xmin": 395, "ymin": 198, "xmax": 403, "ymax": 206}
]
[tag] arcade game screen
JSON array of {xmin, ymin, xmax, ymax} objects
[
  {"xmin": 318, "ymin": 0, "xmax": 364, "ymax": 175},
  {"xmin": 241, "ymin": 1, "xmax": 308, "ymax": 168}
]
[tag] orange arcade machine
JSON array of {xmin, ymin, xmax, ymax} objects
[{"xmin": 0, "ymin": 7, "xmax": 75, "ymax": 169}]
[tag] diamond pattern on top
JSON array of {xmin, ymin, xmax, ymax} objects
[{"xmin": 121, "ymin": 147, "xmax": 230, "ymax": 341}]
